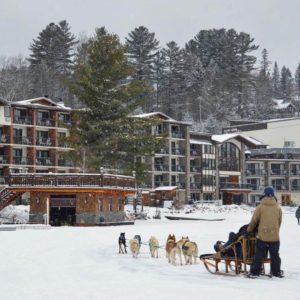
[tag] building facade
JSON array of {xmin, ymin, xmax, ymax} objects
[{"xmin": 0, "ymin": 97, "xmax": 76, "ymax": 183}]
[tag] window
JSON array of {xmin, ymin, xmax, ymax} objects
[
  {"xmin": 98, "ymin": 197, "xmax": 104, "ymax": 211},
  {"xmin": 109, "ymin": 197, "xmax": 113, "ymax": 211},
  {"xmin": 4, "ymin": 106, "xmax": 10, "ymax": 118},
  {"xmin": 220, "ymin": 142, "xmax": 240, "ymax": 171},
  {"xmin": 118, "ymin": 198, "xmax": 123, "ymax": 211}
]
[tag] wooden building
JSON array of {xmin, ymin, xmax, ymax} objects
[{"xmin": 0, "ymin": 173, "xmax": 136, "ymax": 225}]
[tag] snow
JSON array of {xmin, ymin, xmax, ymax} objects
[{"xmin": 1, "ymin": 204, "xmax": 300, "ymax": 300}]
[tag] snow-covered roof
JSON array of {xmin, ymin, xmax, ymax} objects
[
  {"xmin": 273, "ymin": 99, "xmax": 295, "ymax": 110},
  {"xmin": 131, "ymin": 112, "xmax": 192, "ymax": 125},
  {"xmin": 190, "ymin": 139, "xmax": 212, "ymax": 145},
  {"xmin": 155, "ymin": 186, "xmax": 177, "ymax": 191},
  {"xmin": 212, "ymin": 133, "xmax": 264, "ymax": 146},
  {"xmin": 14, "ymin": 97, "xmax": 71, "ymax": 110}
]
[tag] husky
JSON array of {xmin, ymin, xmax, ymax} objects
[
  {"xmin": 118, "ymin": 232, "xmax": 127, "ymax": 254},
  {"xmin": 149, "ymin": 236, "xmax": 159, "ymax": 258},
  {"xmin": 129, "ymin": 238, "xmax": 140, "ymax": 258},
  {"xmin": 177, "ymin": 236, "xmax": 198, "ymax": 264},
  {"xmin": 165, "ymin": 234, "xmax": 182, "ymax": 265}
]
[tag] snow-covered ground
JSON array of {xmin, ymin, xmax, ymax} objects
[{"xmin": 0, "ymin": 204, "xmax": 299, "ymax": 300}]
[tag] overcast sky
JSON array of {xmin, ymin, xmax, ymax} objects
[{"xmin": 1, "ymin": 0, "xmax": 299, "ymax": 73}]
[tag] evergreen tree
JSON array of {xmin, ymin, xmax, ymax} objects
[
  {"xmin": 160, "ymin": 41, "xmax": 185, "ymax": 119},
  {"xmin": 272, "ymin": 62, "xmax": 281, "ymax": 99},
  {"xmin": 254, "ymin": 48, "xmax": 273, "ymax": 119},
  {"xmin": 280, "ymin": 66, "xmax": 293, "ymax": 100},
  {"xmin": 125, "ymin": 26, "xmax": 159, "ymax": 111},
  {"xmin": 295, "ymin": 63, "xmax": 300, "ymax": 99},
  {"xmin": 28, "ymin": 20, "xmax": 77, "ymax": 102},
  {"xmin": 70, "ymin": 27, "xmax": 161, "ymax": 178},
  {"xmin": 125, "ymin": 26, "xmax": 159, "ymax": 81},
  {"xmin": 186, "ymin": 28, "xmax": 258, "ymax": 121}
]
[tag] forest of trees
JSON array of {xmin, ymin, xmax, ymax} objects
[{"xmin": 1, "ymin": 21, "xmax": 300, "ymax": 134}]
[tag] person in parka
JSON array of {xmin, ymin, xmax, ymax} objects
[
  {"xmin": 296, "ymin": 206, "xmax": 300, "ymax": 225},
  {"xmin": 247, "ymin": 186, "xmax": 282, "ymax": 277}
]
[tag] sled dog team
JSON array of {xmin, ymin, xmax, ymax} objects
[{"xmin": 118, "ymin": 232, "xmax": 198, "ymax": 265}]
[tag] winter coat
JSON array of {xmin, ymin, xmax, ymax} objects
[
  {"xmin": 296, "ymin": 207, "xmax": 300, "ymax": 219},
  {"xmin": 247, "ymin": 197, "xmax": 282, "ymax": 242}
]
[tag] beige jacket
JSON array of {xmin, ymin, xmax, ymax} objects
[{"xmin": 247, "ymin": 197, "xmax": 282, "ymax": 242}]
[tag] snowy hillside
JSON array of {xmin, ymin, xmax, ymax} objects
[{"xmin": 0, "ymin": 204, "xmax": 299, "ymax": 300}]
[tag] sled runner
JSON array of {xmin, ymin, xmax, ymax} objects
[{"xmin": 200, "ymin": 235, "xmax": 271, "ymax": 276}]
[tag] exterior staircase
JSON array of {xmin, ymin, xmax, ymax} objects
[{"xmin": 0, "ymin": 186, "xmax": 23, "ymax": 211}]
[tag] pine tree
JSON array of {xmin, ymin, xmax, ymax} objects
[
  {"xmin": 295, "ymin": 63, "xmax": 300, "ymax": 99},
  {"xmin": 272, "ymin": 62, "xmax": 281, "ymax": 99},
  {"xmin": 28, "ymin": 20, "xmax": 77, "ymax": 102},
  {"xmin": 70, "ymin": 27, "xmax": 162, "ymax": 178},
  {"xmin": 125, "ymin": 26, "xmax": 159, "ymax": 81},
  {"xmin": 160, "ymin": 41, "xmax": 185, "ymax": 119},
  {"xmin": 254, "ymin": 48, "xmax": 273, "ymax": 119},
  {"xmin": 280, "ymin": 66, "xmax": 293, "ymax": 101}
]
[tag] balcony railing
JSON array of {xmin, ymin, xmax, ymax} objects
[
  {"xmin": 269, "ymin": 169, "xmax": 288, "ymax": 176},
  {"xmin": 36, "ymin": 118, "xmax": 55, "ymax": 127},
  {"xmin": 190, "ymin": 182, "xmax": 201, "ymax": 189},
  {"xmin": 6, "ymin": 173, "xmax": 135, "ymax": 189},
  {"xmin": 171, "ymin": 132, "xmax": 184, "ymax": 139},
  {"xmin": 0, "ymin": 155, "xmax": 9, "ymax": 164},
  {"xmin": 1, "ymin": 134, "xmax": 8, "ymax": 143},
  {"xmin": 291, "ymin": 185, "xmax": 300, "ymax": 191},
  {"xmin": 171, "ymin": 165, "xmax": 185, "ymax": 172},
  {"xmin": 290, "ymin": 170, "xmax": 300, "ymax": 176},
  {"xmin": 171, "ymin": 149, "xmax": 185, "ymax": 155},
  {"xmin": 12, "ymin": 156, "xmax": 33, "ymax": 165},
  {"xmin": 154, "ymin": 164, "xmax": 169, "ymax": 171},
  {"xmin": 13, "ymin": 116, "xmax": 32, "ymax": 125},
  {"xmin": 190, "ymin": 149, "xmax": 201, "ymax": 156},
  {"xmin": 190, "ymin": 166, "xmax": 201, "ymax": 172},
  {"xmin": 36, "ymin": 138, "xmax": 53, "ymax": 147},
  {"xmin": 58, "ymin": 159, "xmax": 74, "ymax": 167},
  {"xmin": 13, "ymin": 136, "xmax": 32, "ymax": 145},
  {"xmin": 157, "ymin": 147, "xmax": 169, "ymax": 155},
  {"xmin": 245, "ymin": 169, "xmax": 268, "ymax": 176},
  {"xmin": 36, "ymin": 157, "xmax": 54, "ymax": 166},
  {"xmin": 154, "ymin": 181, "xmax": 169, "ymax": 187},
  {"xmin": 220, "ymin": 182, "xmax": 253, "ymax": 190}
]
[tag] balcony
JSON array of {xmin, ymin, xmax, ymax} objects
[
  {"xmin": 220, "ymin": 182, "xmax": 253, "ymax": 190},
  {"xmin": 171, "ymin": 148, "xmax": 185, "ymax": 155},
  {"xmin": 13, "ymin": 136, "xmax": 32, "ymax": 145},
  {"xmin": 154, "ymin": 164, "xmax": 169, "ymax": 171},
  {"xmin": 36, "ymin": 118, "xmax": 55, "ymax": 127},
  {"xmin": 36, "ymin": 157, "xmax": 53, "ymax": 166},
  {"xmin": 58, "ymin": 159, "xmax": 73, "ymax": 167},
  {"xmin": 36, "ymin": 138, "xmax": 53, "ymax": 147},
  {"xmin": 269, "ymin": 169, "xmax": 287, "ymax": 176},
  {"xmin": 12, "ymin": 156, "xmax": 33, "ymax": 165},
  {"xmin": 190, "ymin": 149, "xmax": 201, "ymax": 156},
  {"xmin": 290, "ymin": 169, "xmax": 300, "ymax": 176},
  {"xmin": 154, "ymin": 181, "xmax": 169, "ymax": 187},
  {"xmin": 245, "ymin": 169, "xmax": 267, "ymax": 176},
  {"xmin": 13, "ymin": 116, "xmax": 32, "ymax": 125},
  {"xmin": 190, "ymin": 166, "xmax": 201, "ymax": 173},
  {"xmin": 190, "ymin": 182, "xmax": 201, "ymax": 189},
  {"xmin": 157, "ymin": 147, "xmax": 169, "ymax": 155},
  {"xmin": 1, "ymin": 134, "xmax": 8, "ymax": 143},
  {"xmin": 171, "ymin": 165, "xmax": 185, "ymax": 172},
  {"xmin": 171, "ymin": 132, "xmax": 184, "ymax": 139},
  {"xmin": 0, "ymin": 155, "xmax": 9, "ymax": 164}
]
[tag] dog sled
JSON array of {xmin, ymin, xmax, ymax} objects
[{"xmin": 200, "ymin": 235, "xmax": 271, "ymax": 276}]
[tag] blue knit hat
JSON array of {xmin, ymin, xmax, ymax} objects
[{"xmin": 262, "ymin": 186, "xmax": 275, "ymax": 197}]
